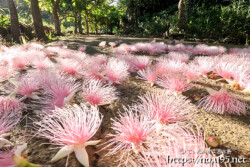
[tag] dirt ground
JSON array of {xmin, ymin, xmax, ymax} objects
[{"xmin": 7, "ymin": 35, "xmax": 250, "ymax": 167}]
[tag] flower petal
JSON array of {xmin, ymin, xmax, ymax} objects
[
  {"xmin": 51, "ymin": 145, "xmax": 74, "ymax": 162},
  {"xmin": 0, "ymin": 137, "xmax": 13, "ymax": 148},
  {"xmin": 15, "ymin": 143, "xmax": 27, "ymax": 158},
  {"xmin": 74, "ymin": 146, "xmax": 89, "ymax": 167},
  {"xmin": 85, "ymin": 140, "xmax": 101, "ymax": 146},
  {"xmin": 242, "ymin": 87, "xmax": 250, "ymax": 93}
]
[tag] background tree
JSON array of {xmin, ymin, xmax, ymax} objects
[
  {"xmin": 7, "ymin": 0, "xmax": 21, "ymax": 43},
  {"xmin": 74, "ymin": 0, "xmax": 86, "ymax": 34},
  {"xmin": 0, "ymin": 0, "xmax": 249, "ymax": 44},
  {"xmin": 51, "ymin": 0, "xmax": 61, "ymax": 35},
  {"xmin": 30, "ymin": 0, "xmax": 47, "ymax": 40},
  {"xmin": 178, "ymin": 0, "xmax": 187, "ymax": 31}
]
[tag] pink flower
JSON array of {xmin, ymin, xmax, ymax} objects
[
  {"xmin": 11, "ymin": 54, "xmax": 30, "ymax": 69},
  {"xmin": 115, "ymin": 43, "xmax": 129, "ymax": 55},
  {"xmin": 57, "ymin": 49, "xmax": 72, "ymax": 58},
  {"xmin": 92, "ymin": 54, "xmax": 108, "ymax": 65},
  {"xmin": 183, "ymin": 64, "xmax": 200, "ymax": 81},
  {"xmin": 214, "ymin": 62, "xmax": 235, "ymax": 80},
  {"xmin": 206, "ymin": 46, "xmax": 220, "ymax": 56},
  {"xmin": 105, "ymin": 106, "xmax": 155, "ymax": 156},
  {"xmin": 197, "ymin": 89, "xmax": 247, "ymax": 115},
  {"xmin": 193, "ymin": 45, "xmax": 226, "ymax": 56},
  {"xmin": 0, "ymin": 45, "xmax": 8, "ymax": 53},
  {"xmin": 155, "ymin": 59, "xmax": 186, "ymax": 76},
  {"xmin": 78, "ymin": 45, "xmax": 87, "ymax": 52},
  {"xmin": 71, "ymin": 52, "xmax": 88, "ymax": 63},
  {"xmin": 25, "ymin": 42, "xmax": 44, "ymax": 50},
  {"xmin": 154, "ymin": 62, "xmax": 169, "ymax": 77},
  {"xmin": 117, "ymin": 54, "xmax": 137, "ymax": 72},
  {"xmin": 129, "ymin": 45, "xmax": 138, "ymax": 53},
  {"xmin": 139, "ymin": 92, "xmax": 192, "ymax": 126},
  {"xmin": 34, "ymin": 104, "xmax": 102, "ymax": 167},
  {"xmin": 57, "ymin": 41, "xmax": 66, "ymax": 47},
  {"xmin": 99, "ymin": 41, "xmax": 107, "ymax": 48},
  {"xmin": 105, "ymin": 58, "xmax": 129, "ymax": 84},
  {"xmin": 82, "ymin": 66, "xmax": 105, "ymax": 81},
  {"xmin": 17, "ymin": 74, "xmax": 40, "ymax": 96},
  {"xmin": 133, "ymin": 42, "xmax": 167, "ymax": 54},
  {"xmin": 168, "ymin": 45, "xmax": 177, "ymax": 52},
  {"xmin": 229, "ymin": 48, "xmax": 250, "ymax": 54},
  {"xmin": 81, "ymin": 79, "xmax": 118, "ymax": 106},
  {"xmin": 175, "ymin": 43, "xmax": 186, "ymax": 52},
  {"xmin": 109, "ymin": 42, "xmax": 116, "ymax": 48},
  {"xmin": 37, "ymin": 71, "xmax": 80, "ymax": 109},
  {"xmin": 81, "ymin": 56, "xmax": 106, "ymax": 81},
  {"xmin": 218, "ymin": 46, "xmax": 227, "ymax": 54},
  {"xmin": 135, "ymin": 124, "xmax": 217, "ymax": 167},
  {"xmin": 194, "ymin": 57, "xmax": 215, "ymax": 75},
  {"xmin": 242, "ymin": 83, "xmax": 250, "ymax": 93},
  {"xmin": 58, "ymin": 58, "xmax": 82, "ymax": 76},
  {"xmin": 32, "ymin": 56, "xmax": 53, "ymax": 70},
  {"xmin": 0, "ymin": 96, "xmax": 23, "ymax": 114},
  {"xmin": 186, "ymin": 45, "xmax": 194, "ymax": 52},
  {"xmin": 132, "ymin": 56, "xmax": 152, "ymax": 70},
  {"xmin": 0, "ymin": 66, "xmax": 13, "ymax": 82},
  {"xmin": 157, "ymin": 74, "xmax": 190, "ymax": 93},
  {"xmin": 167, "ymin": 52, "xmax": 190, "ymax": 63},
  {"xmin": 193, "ymin": 44, "xmax": 209, "ymax": 55},
  {"xmin": 0, "ymin": 97, "xmax": 22, "ymax": 146},
  {"xmin": 48, "ymin": 47, "xmax": 72, "ymax": 58},
  {"xmin": 155, "ymin": 42, "xmax": 168, "ymax": 52},
  {"xmin": 0, "ymin": 150, "xmax": 15, "ymax": 167},
  {"xmin": 137, "ymin": 67, "xmax": 157, "ymax": 86}
]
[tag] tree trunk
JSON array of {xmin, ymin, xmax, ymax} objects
[
  {"xmin": 7, "ymin": 0, "xmax": 21, "ymax": 43},
  {"xmin": 110, "ymin": 26, "xmax": 113, "ymax": 34},
  {"xmin": 78, "ymin": 11, "xmax": 83, "ymax": 34},
  {"xmin": 30, "ymin": 0, "xmax": 47, "ymax": 40},
  {"xmin": 51, "ymin": 0, "xmax": 61, "ymax": 35},
  {"xmin": 94, "ymin": 16, "xmax": 98, "ymax": 34},
  {"xmin": 178, "ymin": 0, "xmax": 187, "ymax": 31},
  {"xmin": 74, "ymin": 13, "xmax": 78, "ymax": 34},
  {"xmin": 95, "ymin": 24, "xmax": 98, "ymax": 34},
  {"xmin": 85, "ymin": 10, "xmax": 89, "ymax": 36}
]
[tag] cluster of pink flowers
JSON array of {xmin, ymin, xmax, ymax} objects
[
  {"xmin": 131, "ymin": 124, "xmax": 219, "ymax": 167},
  {"xmin": 38, "ymin": 70, "xmax": 81, "ymax": 110},
  {"xmin": 192, "ymin": 45, "xmax": 226, "ymax": 55},
  {"xmin": 81, "ymin": 79, "xmax": 118, "ymax": 106},
  {"xmin": 115, "ymin": 41, "xmax": 167, "ymax": 55},
  {"xmin": 0, "ymin": 41, "xmax": 249, "ymax": 167},
  {"xmin": 197, "ymin": 88, "xmax": 247, "ymax": 115},
  {"xmin": 103, "ymin": 91, "xmax": 221, "ymax": 167},
  {"xmin": 104, "ymin": 106, "xmax": 156, "ymax": 158},
  {"xmin": 0, "ymin": 96, "xmax": 23, "ymax": 163},
  {"xmin": 138, "ymin": 92, "xmax": 193, "ymax": 125},
  {"xmin": 34, "ymin": 104, "xmax": 102, "ymax": 167},
  {"xmin": 229, "ymin": 47, "xmax": 250, "ymax": 54},
  {"xmin": 166, "ymin": 43, "xmax": 226, "ymax": 56},
  {"xmin": 99, "ymin": 41, "xmax": 107, "ymax": 48},
  {"xmin": 166, "ymin": 51, "xmax": 190, "ymax": 63},
  {"xmin": 0, "ymin": 42, "xmax": 125, "ymax": 166},
  {"xmin": 137, "ymin": 57, "xmax": 192, "ymax": 93}
]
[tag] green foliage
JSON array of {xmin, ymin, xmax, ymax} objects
[
  {"xmin": 45, "ymin": 30, "xmax": 53, "ymax": 40},
  {"xmin": 17, "ymin": 0, "xmax": 33, "ymax": 24},
  {"xmin": 0, "ymin": 7, "xmax": 10, "ymax": 28},
  {"xmin": 1, "ymin": 0, "xmax": 248, "ymax": 44},
  {"xmin": 0, "ymin": 14, "xmax": 10, "ymax": 28},
  {"xmin": 119, "ymin": 4, "xmax": 178, "ymax": 37},
  {"xmin": 187, "ymin": 1, "xmax": 250, "ymax": 42}
]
